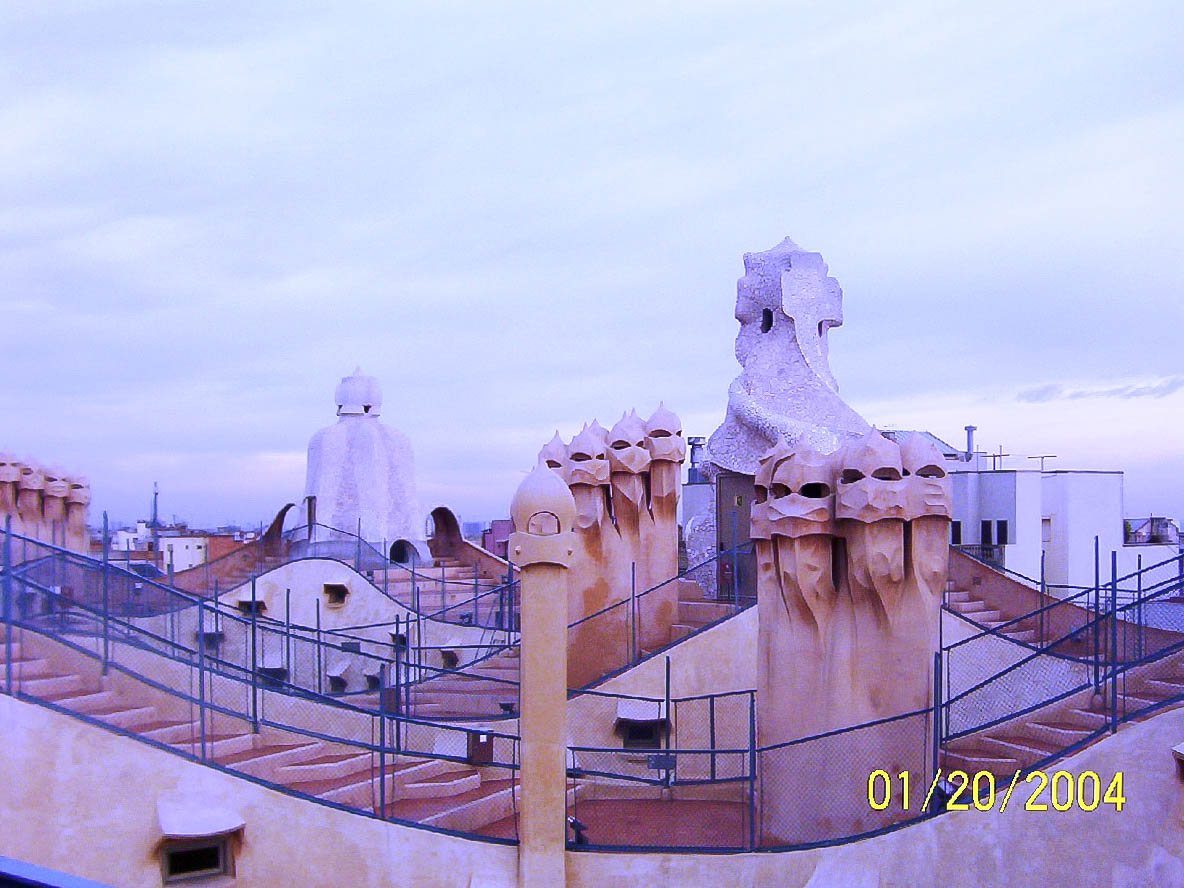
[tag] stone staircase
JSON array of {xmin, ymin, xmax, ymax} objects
[
  {"xmin": 943, "ymin": 649, "xmax": 1184, "ymax": 779},
  {"xmin": 369, "ymin": 557, "xmax": 512, "ymax": 624},
  {"xmin": 5, "ymin": 630, "xmax": 528, "ymax": 835},
  {"xmin": 665, "ymin": 580, "xmax": 741, "ymax": 646},
  {"xmin": 353, "ymin": 646, "xmax": 523, "ymax": 719},
  {"xmin": 945, "ymin": 587, "xmax": 1043, "ymax": 645}
]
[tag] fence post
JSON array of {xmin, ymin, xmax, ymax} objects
[
  {"xmin": 931, "ymin": 650, "xmax": 943, "ymax": 809},
  {"xmin": 197, "ymin": 597, "xmax": 207, "ymax": 762},
  {"xmin": 748, "ymin": 690, "xmax": 757, "ymax": 850},
  {"xmin": 4, "ymin": 515, "xmax": 12, "ymax": 696},
  {"xmin": 1136, "ymin": 554, "xmax": 1144, "ymax": 661},
  {"xmin": 250, "ymin": 578, "xmax": 259, "ymax": 733},
  {"xmin": 315, "ymin": 598, "xmax": 322, "ymax": 695},
  {"xmin": 731, "ymin": 510, "xmax": 740, "ymax": 609},
  {"xmin": 383, "ymin": 539, "xmax": 388, "ymax": 594},
  {"xmin": 101, "ymin": 512, "xmax": 110, "ymax": 675},
  {"xmin": 1093, "ymin": 536, "xmax": 1100, "ymax": 690},
  {"xmin": 285, "ymin": 588, "xmax": 292, "ymax": 676},
  {"xmin": 708, "ymin": 694, "xmax": 717, "ymax": 782},
  {"xmin": 473, "ymin": 565, "xmax": 479, "ymax": 624},
  {"xmin": 378, "ymin": 663, "xmax": 387, "ymax": 820},
  {"xmin": 1039, "ymin": 551, "xmax": 1046, "ymax": 647},
  {"xmin": 412, "ymin": 562, "xmax": 419, "ymax": 613},
  {"xmin": 663, "ymin": 656, "xmax": 672, "ymax": 786},
  {"xmin": 1110, "ymin": 551, "xmax": 1119, "ymax": 733}
]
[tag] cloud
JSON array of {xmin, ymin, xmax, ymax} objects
[
  {"xmin": 1017, "ymin": 377, "xmax": 1184, "ymax": 403},
  {"xmin": 1, "ymin": 1, "xmax": 1182, "ymax": 527}
]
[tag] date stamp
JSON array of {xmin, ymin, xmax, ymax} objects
[{"xmin": 867, "ymin": 768, "xmax": 1126, "ymax": 813}]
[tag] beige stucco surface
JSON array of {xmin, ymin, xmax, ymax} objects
[
  {"xmin": 569, "ymin": 705, "xmax": 1184, "ymax": 888},
  {"xmin": 0, "ymin": 694, "xmax": 518, "ymax": 888},
  {"xmin": 3, "ymin": 690, "xmax": 1183, "ymax": 886}
]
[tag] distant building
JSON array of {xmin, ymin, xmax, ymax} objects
[
  {"xmin": 481, "ymin": 519, "xmax": 513, "ymax": 560},
  {"xmin": 104, "ymin": 521, "xmax": 247, "ymax": 574},
  {"xmin": 891, "ymin": 426, "xmax": 1184, "ymax": 593}
]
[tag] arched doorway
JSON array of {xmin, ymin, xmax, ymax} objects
[
  {"xmin": 390, "ymin": 539, "xmax": 418, "ymax": 565},
  {"xmin": 427, "ymin": 506, "xmax": 462, "ymax": 560}
]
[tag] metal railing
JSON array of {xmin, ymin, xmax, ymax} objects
[{"xmin": 1, "ymin": 520, "xmax": 523, "ymax": 844}]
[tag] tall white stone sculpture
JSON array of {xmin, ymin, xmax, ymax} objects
[
  {"xmin": 687, "ymin": 238, "xmax": 872, "ymax": 581},
  {"xmin": 304, "ymin": 368, "xmax": 421, "ymax": 546},
  {"xmin": 706, "ymin": 237, "xmax": 870, "ymax": 474}
]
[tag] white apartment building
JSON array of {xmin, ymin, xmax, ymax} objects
[{"xmin": 941, "ymin": 427, "xmax": 1181, "ymax": 594}]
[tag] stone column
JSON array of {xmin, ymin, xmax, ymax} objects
[{"xmin": 509, "ymin": 463, "xmax": 576, "ymax": 888}]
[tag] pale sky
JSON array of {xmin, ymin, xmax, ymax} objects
[{"xmin": 2, "ymin": 0, "xmax": 1181, "ymax": 529}]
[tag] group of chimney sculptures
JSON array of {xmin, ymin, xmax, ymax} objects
[
  {"xmin": 513, "ymin": 236, "xmax": 952, "ymax": 851},
  {"xmin": 0, "ymin": 234, "xmax": 951, "ymax": 862},
  {"xmin": 536, "ymin": 404, "xmax": 685, "ymax": 686},
  {"xmin": 0, "ymin": 454, "xmax": 89, "ymax": 553}
]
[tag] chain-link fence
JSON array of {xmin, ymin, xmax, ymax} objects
[
  {"xmin": 1, "ymin": 525, "xmax": 524, "ymax": 843},
  {"xmin": 567, "ymin": 543, "xmax": 755, "ymax": 689}
]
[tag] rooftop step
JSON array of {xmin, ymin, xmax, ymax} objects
[
  {"xmin": 168, "ymin": 731, "xmax": 256, "ymax": 758},
  {"xmin": 80, "ymin": 702, "xmax": 159, "ymax": 730},
  {"xmin": 19, "ymin": 671, "xmax": 86, "ymax": 697},
  {"xmin": 943, "ymin": 748, "xmax": 1021, "ymax": 776},
  {"xmin": 401, "ymin": 769, "xmax": 481, "ymax": 799},
  {"xmin": 677, "ymin": 601, "xmax": 734, "ymax": 624}
]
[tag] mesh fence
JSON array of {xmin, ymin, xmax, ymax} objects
[
  {"xmin": 1, "ymin": 530, "xmax": 527, "ymax": 842},
  {"xmin": 757, "ymin": 709, "xmax": 934, "ymax": 848},
  {"xmin": 10, "ymin": 524, "xmax": 1182, "ymax": 852},
  {"xmin": 567, "ymin": 544, "xmax": 754, "ymax": 689}
]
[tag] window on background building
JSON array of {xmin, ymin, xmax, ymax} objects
[
  {"xmin": 951, "ymin": 521, "xmax": 962, "ymax": 545},
  {"xmin": 1042, "ymin": 518, "xmax": 1052, "ymax": 543},
  {"xmin": 996, "ymin": 520, "xmax": 1009, "ymax": 546},
  {"xmin": 981, "ymin": 520, "xmax": 993, "ymax": 546}
]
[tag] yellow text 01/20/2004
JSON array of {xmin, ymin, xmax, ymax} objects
[{"xmin": 866, "ymin": 768, "xmax": 1126, "ymax": 814}]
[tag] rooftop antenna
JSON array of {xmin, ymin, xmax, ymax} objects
[
  {"xmin": 988, "ymin": 445, "xmax": 1011, "ymax": 471},
  {"xmin": 1028, "ymin": 454, "xmax": 1057, "ymax": 472}
]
